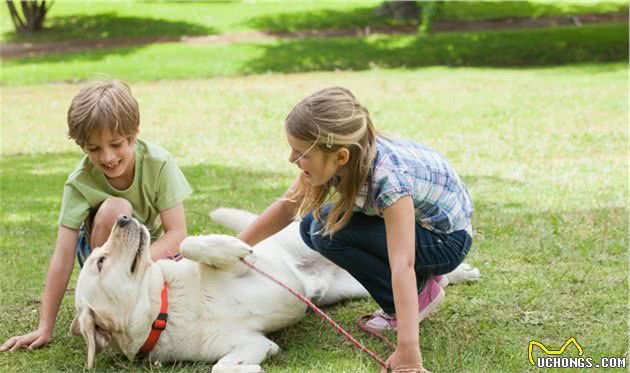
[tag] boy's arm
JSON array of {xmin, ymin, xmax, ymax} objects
[
  {"xmin": 237, "ymin": 178, "xmax": 299, "ymax": 247},
  {"xmin": 1, "ymin": 226, "xmax": 78, "ymax": 352},
  {"xmin": 150, "ymin": 202, "xmax": 186, "ymax": 260}
]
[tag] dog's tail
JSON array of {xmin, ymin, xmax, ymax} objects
[{"xmin": 209, "ymin": 208, "xmax": 258, "ymax": 233}]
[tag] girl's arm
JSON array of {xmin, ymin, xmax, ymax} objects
[
  {"xmin": 1, "ymin": 226, "xmax": 78, "ymax": 352},
  {"xmin": 383, "ymin": 196, "xmax": 424, "ymax": 370},
  {"xmin": 151, "ymin": 202, "xmax": 187, "ymax": 260},
  {"xmin": 237, "ymin": 178, "xmax": 299, "ymax": 246}
]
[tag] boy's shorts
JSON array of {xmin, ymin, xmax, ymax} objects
[
  {"xmin": 76, "ymin": 203, "xmax": 101, "ymax": 268},
  {"xmin": 76, "ymin": 224, "xmax": 91, "ymax": 268}
]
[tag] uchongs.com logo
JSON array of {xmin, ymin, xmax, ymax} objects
[{"xmin": 528, "ymin": 337, "xmax": 626, "ymax": 369}]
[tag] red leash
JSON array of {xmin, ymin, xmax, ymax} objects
[{"xmin": 240, "ymin": 258, "xmax": 390, "ymax": 371}]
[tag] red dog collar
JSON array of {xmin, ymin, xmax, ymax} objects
[{"xmin": 138, "ymin": 281, "xmax": 169, "ymax": 356}]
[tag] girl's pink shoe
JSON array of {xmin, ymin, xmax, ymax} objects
[
  {"xmin": 364, "ymin": 278, "xmax": 445, "ymax": 332},
  {"xmin": 417, "ymin": 278, "xmax": 445, "ymax": 322},
  {"xmin": 363, "ymin": 309, "xmax": 397, "ymax": 331}
]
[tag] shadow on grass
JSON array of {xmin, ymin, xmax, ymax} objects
[
  {"xmin": 245, "ymin": 1, "xmax": 629, "ymax": 34},
  {"xmin": 436, "ymin": 1, "xmax": 629, "ymax": 21},
  {"xmin": 1, "ymin": 12, "xmax": 217, "ymax": 43},
  {"xmin": 243, "ymin": 23, "xmax": 628, "ymax": 74},
  {"xmin": 247, "ymin": 6, "xmax": 395, "ymax": 33}
]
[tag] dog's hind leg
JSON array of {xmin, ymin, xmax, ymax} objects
[
  {"xmin": 316, "ymin": 269, "xmax": 369, "ymax": 306},
  {"xmin": 211, "ymin": 334, "xmax": 279, "ymax": 373},
  {"xmin": 210, "ymin": 208, "xmax": 258, "ymax": 233},
  {"xmin": 181, "ymin": 234, "xmax": 253, "ymax": 270}
]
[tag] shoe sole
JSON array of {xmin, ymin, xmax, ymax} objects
[{"xmin": 361, "ymin": 314, "xmax": 397, "ymax": 333}]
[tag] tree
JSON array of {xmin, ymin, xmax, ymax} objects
[
  {"xmin": 374, "ymin": 1, "xmax": 442, "ymax": 34},
  {"xmin": 418, "ymin": 1, "xmax": 441, "ymax": 35},
  {"xmin": 374, "ymin": 1, "xmax": 420, "ymax": 20},
  {"xmin": 6, "ymin": 0, "xmax": 53, "ymax": 33}
]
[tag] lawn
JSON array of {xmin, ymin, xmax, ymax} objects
[
  {"xmin": 0, "ymin": 0, "xmax": 627, "ymax": 42},
  {"xmin": 0, "ymin": 64, "xmax": 627, "ymax": 372},
  {"xmin": 1, "ymin": 22, "xmax": 627, "ymax": 86}
]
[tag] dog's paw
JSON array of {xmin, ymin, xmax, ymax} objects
[
  {"xmin": 181, "ymin": 235, "xmax": 253, "ymax": 267},
  {"xmin": 210, "ymin": 208, "xmax": 258, "ymax": 233},
  {"xmin": 211, "ymin": 364, "xmax": 264, "ymax": 373}
]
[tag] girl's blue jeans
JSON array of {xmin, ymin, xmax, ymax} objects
[{"xmin": 299, "ymin": 205, "xmax": 472, "ymax": 314}]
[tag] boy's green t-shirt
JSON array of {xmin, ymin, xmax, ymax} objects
[{"xmin": 58, "ymin": 139, "xmax": 192, "ymax": 241}]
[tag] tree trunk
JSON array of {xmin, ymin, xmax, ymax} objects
[
  {"xmin": 419, "ymin": 1, "xmax": 442, "ymax": 34},
  {"xmin": 6, "ymin": 0, "xmax": 52, "ymax": 33},
  {"xmin": 374, "ymin": 1, "xmax": 419, "ymax": 20}
]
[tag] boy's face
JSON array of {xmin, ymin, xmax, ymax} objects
[{"xmin": 84, "ymin": 129, "xmax": 136, "ymax": 184}]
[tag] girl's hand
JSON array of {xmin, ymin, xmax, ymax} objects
[{"xmin": 380, "ymin": 345, "xmax": 431, "ymax": 373}]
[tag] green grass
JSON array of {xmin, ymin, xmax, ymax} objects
[
  {"xmin": 0, "ymin": 65, "xmax": 627, "ymax": 372},
  {"xmin": 0, "ymin": 0, "xmax": 627, "ymax": 42},
  {"xmin": 1, "ymin": 23, "xmax": 627, "ymax": 86}
]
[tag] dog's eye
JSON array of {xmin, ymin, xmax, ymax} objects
[{"xmin": 97, "ymin": 256, "xmax": 105, "ymax": 272}]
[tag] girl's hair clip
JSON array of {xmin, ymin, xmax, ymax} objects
[{"xmin": 326, "ymin": 133, "xmax": 334, "ymax": 149}]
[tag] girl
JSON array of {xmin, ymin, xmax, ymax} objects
[{"xmin": 238, "ymin": 87, "xmax": 473, "ymax": 373}]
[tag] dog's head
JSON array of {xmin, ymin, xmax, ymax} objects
[{"xmin": 70, "ymin": 215, "xmax": 152, "ymax": 369}]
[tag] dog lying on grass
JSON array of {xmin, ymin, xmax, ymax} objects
[{"xmin": 71, "ymin": 208, "xmax": 480, "ymax": 372}]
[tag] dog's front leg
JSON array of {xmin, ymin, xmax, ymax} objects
[
  {"xmin": 211, "ymin": 335, "xmax": 280, "ymax": 373},
  {"xmin": 181, "ymin": 234, "xmax": 252, "ymax": 269}
]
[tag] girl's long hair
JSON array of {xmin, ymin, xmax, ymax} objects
[{"xmin": 285, "ymin": 87, "xmax": 376, "ymax": 236}]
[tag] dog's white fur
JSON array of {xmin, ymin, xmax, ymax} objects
[{"xmin": 71, "ymin": 208, "xmax": 480, "ymax": 372}]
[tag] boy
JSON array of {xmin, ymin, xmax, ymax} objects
[{"xmin": 0, "ymin": 80, "xmax": 192, "ymax": 351}]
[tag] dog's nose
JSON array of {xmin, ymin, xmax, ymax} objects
[{"xmin": 117, "ymin": 215, "xmax": 131, "ymax": 227}]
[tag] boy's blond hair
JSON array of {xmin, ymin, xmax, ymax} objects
[
  {"xmin": 67, "ymin": 79, "xmax": 140, "ymax": 147},
  {"xmin": 285, "ymin": 87, "xmax": 376, "ymax": 236}
]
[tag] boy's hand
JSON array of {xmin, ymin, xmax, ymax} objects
[{"xmin": 0, "ymin": 329, "xmax": 51, "ymax": 352}]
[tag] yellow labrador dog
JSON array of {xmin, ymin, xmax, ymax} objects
[{"xmin": 71, "ymin": 208, "xmax": 480, "ymax": 372}]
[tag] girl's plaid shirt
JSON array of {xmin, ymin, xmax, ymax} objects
[{"xmin": 354, "ymin": 136, "xmax": 473, "ymax": 234}]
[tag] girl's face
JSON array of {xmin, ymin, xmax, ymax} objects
[
  {"xmin": 84, "ymin": 128, "xmax": 136, "ymax": 188},
  {"xmin": 286, "ymin": 132, "xmax": 348, "ymax": 186}
]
